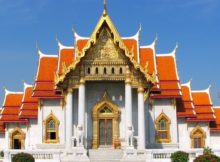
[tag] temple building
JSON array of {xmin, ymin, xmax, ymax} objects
[{"xmin": 0, "ymin": 2, "xmax": 220, "ymax": 162}]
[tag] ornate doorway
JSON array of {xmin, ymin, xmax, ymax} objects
[
  {"xmin": 99, "ymin": 119, "xmax": 112, "ymax": 146},
  {"xmin": 92, "ymin": 92, "xmax": 121, "ymax": 149},
  {"xmin": 10, "ymin": 128, "xmax": 25, "ymax": 149}
]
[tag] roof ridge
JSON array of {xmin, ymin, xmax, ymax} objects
[
  {"xmin": 73, "ymin": 28, "xmax": 89, "ymax": 41},
  {"xmin": 38, "ymin": 49, "xmax": 57, "ymax": 58}
]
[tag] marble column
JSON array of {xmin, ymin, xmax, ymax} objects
[
  {"xmin": 38, "ymin": 101, "xmax": 43, "ymax": 144},
  {"xmin": 125, "ymin": 66, "xmax": 133, "ymax": 147},
  {"xmin": 138, "ymin": 84, "xmax": 145, "ymax": 150},
  {"xmin": 77, "ymin": 78, "xmax": 85, "ymax": 147},
  {"xmin": 66, "ymin": 88, "xmax": 73, "ymax": 149}
]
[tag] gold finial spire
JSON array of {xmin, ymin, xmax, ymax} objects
[{"xmin": 103, "ymin": 0, "xmax": 107, "ymax": 16}]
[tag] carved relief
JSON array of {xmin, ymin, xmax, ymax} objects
[
  {"xmin": 84, "ymin": 28, "xmax": 121, "ymax": 61},
  {"xmin": 60, "ymin": 26, "xmax": 151, "ymax": 91}
]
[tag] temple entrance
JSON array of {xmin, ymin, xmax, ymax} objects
[
  {"xmin": 13, "ymin": 139, "xmax": 21, "ymax": 149},
  {"xmin": 92, "ymin": 92, "xmax": 121, "ymax": 149},
  {"xmin": 99, "ymin": 119, "xmax": 113, "ymax": 146},
  {"xmin": 10, "ymin": 128, "xmax": 25, "ymax": 149}
]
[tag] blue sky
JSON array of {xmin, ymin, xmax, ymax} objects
[{"xmin": 0, "ymin": 0, "xmax": 220, "ymax": 105}]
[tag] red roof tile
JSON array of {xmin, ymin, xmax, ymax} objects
[
  {"xmin": 77, "ymin": 39, "xmax": 88, "ymax": 52},
  {"xmin": 20, "ymin": 86, "xmax": 38, "ymax": 119},
  {"xmin": 36, "ymin": 56, "xmax": 58, "ymax": 81},
  {"xmin": 177, "ymin": 84, "xmax": 195, "ymax": 118},
  {"xmin": 123, "ymin": 39, "xmax": 138, "ymax": 62},
  {"xmin": 210, "ymin": 108, "xmax": 220, "ymax": 131},
  {"xmin": 33, "ymin": 55, "xmax": 62, "ymax": 99},
  {"xmin": 140, "ymin": 47, "xmax": 155, "ymax": 75},
  {"xmin": 58, "ymin": 48, "xmax": 75, "ymax": 75},
  {"xmin": 151, "ymin": 55, "xmax": 181, "ymax": 98},
  {"xmin": 0, "ymin": 121, "xmax": 5, "ymax": 133},
  {"xmin": 189, "ymin": 91, "xmax": 215, "ymax": 122},
  {"xmin": 0, "ymin": 92, "xmax": 27, "ymax": 123}
]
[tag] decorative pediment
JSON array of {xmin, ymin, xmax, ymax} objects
[
  {"xmin": 55, "ymin": 6, "xmax": 156, "ymax": 89},
  {"xmin": 83, "ymin": 26, "xmax": 126, "ymax": 62},
  {"xmin": 92, "ymin": 91, "xmax": 120, "ymax": 114}
]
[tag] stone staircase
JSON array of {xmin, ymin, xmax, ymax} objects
[{"xmin": 89, "ymin": 149, "xmax": 123, "ymax": 162}]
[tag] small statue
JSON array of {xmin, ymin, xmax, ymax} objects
[{"xmin": 127, "ymin": 125, "xmax": 134, "ymax": 147}]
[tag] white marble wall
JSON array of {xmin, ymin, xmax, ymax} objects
[
  {"xmin": 210, "ymin": 132, "xmax": 220, "ymax": 149},
  {"xmin": 41, "ymin": 99, "xmax": 65, "ymax": 145},
  {"xmin": 0, "ymin": 133, "xmax": 5, "ymax": 150},
  {"xmin": 6, "ymin": 123, "xmax": 27, "ymax": 149},
  {"xmin": 178, "ymin": 119, "xmax": 210, "ymax": 149},
  {"xmin": 147, "ymin": 99, "xmax": 178, "ymax": 149},
  {"xmin": 28, "ymin": 119, "xmax": 39, "ymax": 149},
  {"xmin": 177, "ymin": 118, "xmax": 190, "ymax": 149}
]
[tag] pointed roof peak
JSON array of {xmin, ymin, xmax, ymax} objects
[
  {"xmin": 37, "ymin": 47, "xmax": 57, "ymax": 58},
  {"xmin": 192, "ymin": 85, "xmax": 212, "ymax": 94},
  {"xmin": 56, "ymin": 36, "xmax": 73, "ymax": 50},
  {"xmin": 4, "ymin": 88, "xmax": 23, "ymax": 96},
  {"xmin": 103, "ymin": 0, "xmax": 107, "ymax": 16},
  {"xmin": 182, "ymin": 79, "xmax": 192, "ymax": 87},
  {"xmin": 122, "ymin": 24, "xmax": 141, "ymax": 41},
  {"xmin": 141, "ymin": 33, "xmax": 158, "ymax": 49},
  {"xmin": 72, "ymin": 27, "xmax": 89, "ymax": 41},
  {"xmin": 157, "ymin": 42, "xmax": 178, "ymax": 57},
  {"xmin": 23, "ymin": 81, "xmax": 32, "ymax": 89}
]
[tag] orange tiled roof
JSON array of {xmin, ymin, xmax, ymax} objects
[
  {"xmin": 187, "ymin": 91, "xmax": 215, "ymax": 122},
  {"xmin": 151, "ymin": 55, "xmax": 181, "ymax": 98},
  {"xmin": 0, "ymin": 121, "xmax": 5, "ymax": 133},
  {"xmin": 57, "ymin": 48, "xmax": 75, "ymax": 75},
  {"xmin": 177, "ymin": 84, "xmax": 195, "ymax": 118},
  {"xmin": 210, "ymin": 108, "xmax": 220, "ymax": 131},
  {"xmin": 77, "ymin": 39, "xmax": 89, "ymax": 52},
  {"xmin": 32, "ymin": 55, "xmax": 63, "ymax": 99},
  {"xmin": 20, "ymin": 86, "xmax": 38, "ymax": 119},
  {"xmin": 139, "ymin": 47, "xmax": 155, "ymax": 75},
  {"xmin": 0, "ymin": 92, "xmax": 27, "ymax": 123},
  {"xmin": 123, "ymin": 39, "xmax": 138, "ymax": 62}
]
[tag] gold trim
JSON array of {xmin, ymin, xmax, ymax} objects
[
  {"xmin": 10, "ymin": 127, "xmax": 26, "ymax": 149},
  {"xmin": 92, "ymin": 92, "xmax": 121, "ymax": 149},
  {"xmin": 55, "ymin": 9, "xmax": 156, "ymax": 85},
  {"xmin": 43, "ymin": 112, "xmax": 60, "ymax": 143},
  {"xmin": 190, "ymin": 126, "xmax": 206, "ymax": 148},
  {"xmin": 155, "ymin": 112, "xmax": 171, "ymax": 143}
]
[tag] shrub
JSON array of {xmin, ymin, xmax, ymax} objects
[
  {"xmin": 193, "ymin": 147, "xmax": 220, "ymax": 162},
  {"xmin": 0, "ymin": 151, "xmax": 4, "ymax": 157},
  {"xmin": 193, "ymin": 154, "xmax": 220, "ymax": 162},
  {"xmin": 12, "ymin": 152, "xmax": 35, "ymax": 162},
  {"xmin": 203, "ymin": 146, "xmax": 213, "ymax": 155},
  {"xmin": 171, "ymin": 151, "xmax": 189, "ymax": 162}
]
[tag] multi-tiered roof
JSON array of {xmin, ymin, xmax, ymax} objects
[{"xmin": 0, "ymin": 3, "xmax": 219, "ymax": 132}]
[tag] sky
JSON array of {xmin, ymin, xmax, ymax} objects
[{"xmin": 0, "ymin": 0, "xmax": 220, "ymax": 105}]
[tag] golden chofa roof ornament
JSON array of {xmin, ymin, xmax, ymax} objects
[{"xmin": 103, "ymin": 0, "xmax": 107, "ymax": 16}]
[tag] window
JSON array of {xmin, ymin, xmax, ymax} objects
[
  {"xmin": 104, "ymin": 67, "xmax": 107, "ymax": 75},
  {"xmin": 44, "ymin": 112, "xmax": 60, "ymax": 143},
  {"xmin": 111, "ymin": 67, "xmax": 114, "ymax": 74},
  {"xmin": 190, "ymin": 126, "xmax": 206, "ymax": 148},
  {"xmin": 119, "ymin": 67, "xmax": 123, "ymax": 74},
  {"xmin": 100, "ymin": 107, "xmax": 112, "ymax": 113},
  {"xmin": 47, "ymin": 119, "xmax": 56, "ymax": 140},
  {"xmin": 87, "ymin": 67, "xmax": 91, "ymax": 74},
  {"xmin": 95, "ymin": 67, "xmax": 99, "ymax": 74},
  {"xmin": 155, "ymin": 112, "xmax": 171, "ymax": 143}
]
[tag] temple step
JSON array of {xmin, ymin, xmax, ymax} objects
[{"xmin": 89, "ymin": 149, "xmax": 123, "ymax": 162}]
